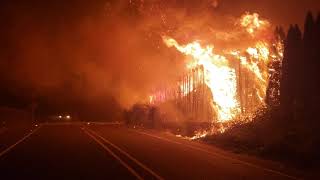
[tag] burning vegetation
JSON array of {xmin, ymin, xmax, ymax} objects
[
  {"xmin": 1, "ymin": 0, "xmax": 320, "ymax": 169},
  {"xmin": 123, "ymin": 2, "xmax": 320, "ymax": 168},
  {"xmin": 146, "ymin": 11, "xmax": 284, "ymax": 137}
]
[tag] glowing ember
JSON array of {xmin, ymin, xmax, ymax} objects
[
  {"xmin": 239, "ymin": 12, "xmax": 270, "ymax": 35},
  {"xmin": 149, "ymin": 95, "xmax": 155, "ymax": 104}
]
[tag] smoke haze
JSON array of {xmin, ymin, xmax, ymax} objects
[{"xmin": 0, "ymin": 0, "xmax": 319, "ymax": 112}]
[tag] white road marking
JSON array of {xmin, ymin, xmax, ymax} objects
[
  {"xmin": 0, "ymin": 125, "xmax": 41, "ymax": 158},
  {"xmin": 82, "ymin": 128, "xmax": 144, "ymax": 180},
  {"xmin": 131, "ymin": 130, "xmax": 301, "ymax": 180},
  {"xmin": 87, "ymin": 128, "xmax": 164, "ymax": 180}
]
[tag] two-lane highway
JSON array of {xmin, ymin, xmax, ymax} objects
[
  {"xmin": 0, "ymin": 123, "xmax": 306, "ymax": 179},
  {"xmin": 0, "ymin": 124, "xmax": 135, "ymax": 179}
]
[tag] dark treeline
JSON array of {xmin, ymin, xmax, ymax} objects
[
  {"xmin": 279, "ymin": 12, "xmax": 320, "ymax": 126},
  {"xmin": 264, "ymin": 12, "xmax": 320, "ymax": 165}
]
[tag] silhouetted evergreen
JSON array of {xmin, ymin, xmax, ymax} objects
[
  {"xmin": 280, "ymin": 25, "xmax": 303, "ymax": 121},
  {"xmin": 315, "ymin": 13, "xmax": 320, "ymax": 110},
  {"xmin": 279, "ymin": 26, "xmax": 292, "ymax": 116},
  {"xmin": 279, "ymin": 11, "xmax": 320, "ymax": 135},
  {"xmin": 302, "ymin": 12, "xmax": 314, "ymax": 125},
  {"xmin": 291, "ymin": 25, "xmax": 303, "ymax": 122}
]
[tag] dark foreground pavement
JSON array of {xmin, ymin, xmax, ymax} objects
[{"xmin": 0, "ymin": 123, "xmax": 313, "ymax": 179}]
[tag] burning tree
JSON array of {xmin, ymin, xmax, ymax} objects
[
  {"xmin": 149, "ymin": 12, "xmax": 284, "ymax": 136},
  {"xmin": 266, "ymin": 26, "xmax": 285, "ymax": 108}
]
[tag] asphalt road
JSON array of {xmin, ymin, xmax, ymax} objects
[{"xmin": 0, "ymin": 123, "xmax": 309, "ymax": 179}]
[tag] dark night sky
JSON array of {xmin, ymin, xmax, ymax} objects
[{"xmin": 0, "ymin": 0, "xmax": 319, "ymax": 112}]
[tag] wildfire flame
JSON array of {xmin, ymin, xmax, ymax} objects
[
  {"xmin": 163, "ymin": 38, "xmax": 239, "ymax": 121},
  {"xmin": 239, "ymin": 12, "xmax": 270, "ymax": 35},
  {"xmin": 147, "ymin": 12, "xmax": 283, "ymax": 140},
  {"xmin": 160, "ymin": 12, "xmax": 283, "ymax": 124}
]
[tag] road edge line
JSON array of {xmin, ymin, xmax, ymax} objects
[
  {"xmin": 82, "ymin": 128, "xmax": 144, "ymax": 180},
  {"xmin": 0, "ymin": 125, "xmax": 41, "ymax": 158},
  {"xmin": 131, "ymin": 130, "xmax": 301, "ymax": 180},
  {"xmin": 87, "ymin": 128, "xmax": 164, "ymax": 180}
]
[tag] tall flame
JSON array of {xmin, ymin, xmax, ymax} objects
[
  {"xmin": 154, "ymin": 12, "xmax": 283, "ymax": 127},
  {"xmin": 163, "ymin": 38, "xmax": 239, "ymax": 121}
]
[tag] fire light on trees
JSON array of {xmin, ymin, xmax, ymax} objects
[
  {"xmin": 163, "ymin": 37, "xmax": 239, "ymax": 122},
  {"xmin": 148, "ymin": 12, "xmax": 284, "ymax": 136}
]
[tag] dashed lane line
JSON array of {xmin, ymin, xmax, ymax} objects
[
  {"xmin": 82, "ymin": 128, "xmax": 144, "ymax": 180},
  {"xmin": 86, "ymin": 128, "xmax": 164, "ymax": 180},
  {"xmin": 0, "ymin": 125, "xmax": 41, "ymax": 158}
]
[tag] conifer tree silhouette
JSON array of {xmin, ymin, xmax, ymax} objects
[
  {"xmin": 302, "ymin": 12, "xmax": 316, "ymax": 124},
  {"xmin": 280, "ymin": 26, "xmax": 294, "ymax": 119}
]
